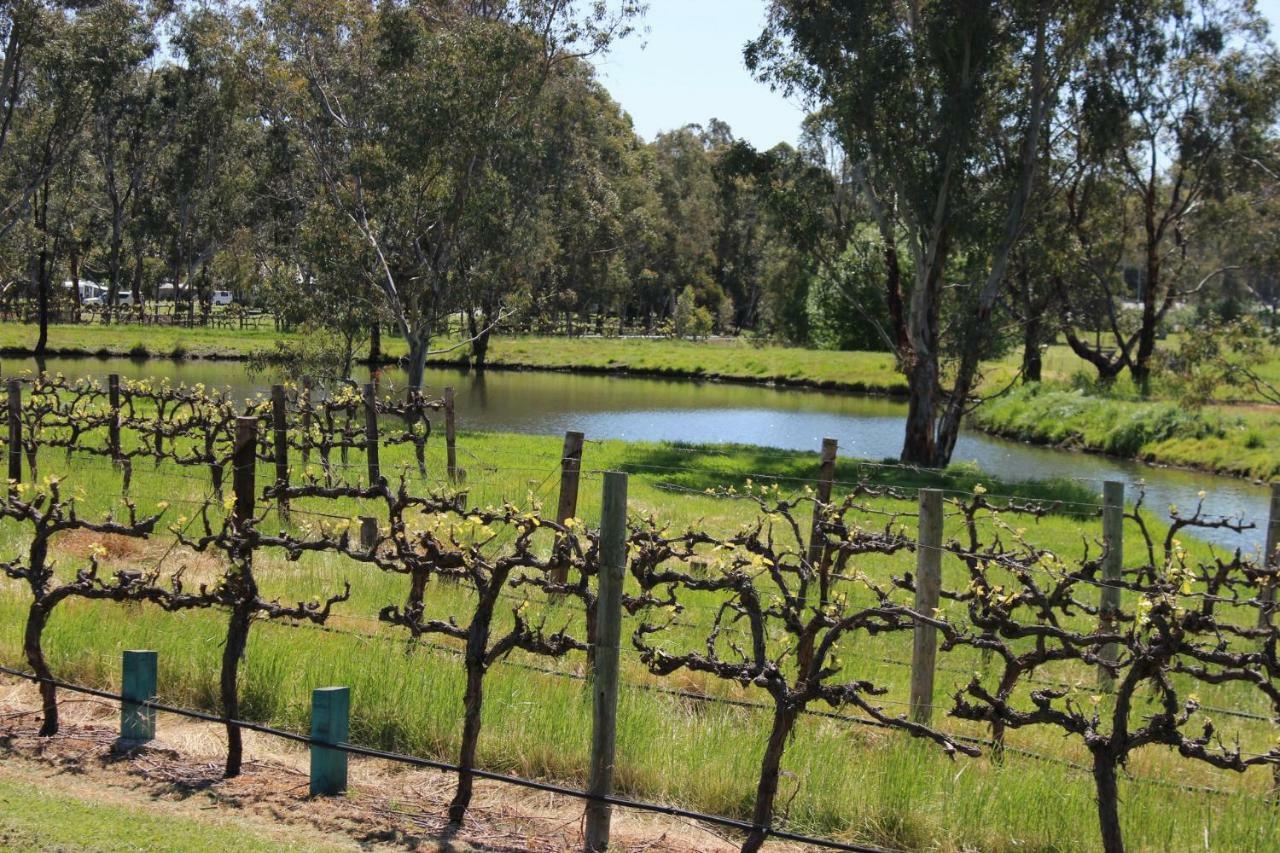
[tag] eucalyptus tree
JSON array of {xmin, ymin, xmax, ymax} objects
[
  {"xmin": 748, "ymin": 1, "xmax": 1113, "ymax": 467},
  {"xmin": 1055, "ymin": 0, "xmax": 1280, "ymax": 390},
  {"xmin": 4, "ymin": 2, "xmax": 121, "ymax": 350},
  {"xmin": 88, "ymin": 0, "xmax": 164, "ymax": 320},
  {"xmin": 261, "ymin": 0, "xmax": 642, "ymax": 391},
  {"xmin": 157, "ymin": 4, "xmax": 260, "ymax": 321}
]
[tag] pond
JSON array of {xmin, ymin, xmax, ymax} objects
[{"xmin": 5, "ymin": 355, "xmax": 1268, "ymax": 552}]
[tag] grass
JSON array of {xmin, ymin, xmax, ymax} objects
[
  {"xmin": 0, "ymin": 769, "xmax": 338, "ymax": 851},
  {"xmin": 2, "ymin": 422, "xmax": 1278, "ymax": 851},
  {"xmin": 971, "ymin": 383, "xmax": 1280, "ymax": 481},
  {"xmin": 0, "ymin": 321, "xmax": 907, "ymax": 392}
]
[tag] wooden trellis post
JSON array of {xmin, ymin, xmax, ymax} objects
[
  {"xmin": 807, "ymin": 437, "xmax": 838, "ymax": 571},
  {"xmin": 108, "ymin": 373, "xmax": 121, "ymax": 464},
  {"xmin": 444, "ymin": 387, "xmax": 458, "ymax": 483},
  {"xmin": 300, "ymin": 376, "xmax": 313, "ymax": 467},
  {"xmin": 585, "ymin": 471, "xmax": 627, "ymax": 853},
  {"xmin": 271, "ymin": 384, "xmax": 289, "ymax": 514},
  {"xmin": 1259, "ymin": 483, "xmax": 1280, "ymax": 628},
  {"xmin": 910, "ymin": 488, "xmax": 943, "ymax": 724},
  {"xmin": 362, "ymin": 382, "xmax": 381, "ymax": 486},
  {"xmin": 360, "ymin": 516, "xmax": 378, "ymax": 552},
  {"xmin": 7, "ymin": 378, "xmax": 20, "ymax": 494},
  {"xmin": 1099, "ymin": 481, "xmax": 1124, "ymax": 688},
  {"xmin": 233, "ymin": 417, "xmax": 257, "ymax": 528},
  {"xmin": 550, "ymin": 430, "xmax": 584, "ymax": 586}
]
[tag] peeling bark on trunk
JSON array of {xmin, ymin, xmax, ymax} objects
[
  {"xmin": 901, "ymin": 357, "xmax": 939, "ymax": 467},
  {"xmin": 1022, "ymin": 313, "xmax": 1043, "ymax": 383},
  {"xmin": 405, "ymin": 332, "xmax": 430, "ymax": 394}
]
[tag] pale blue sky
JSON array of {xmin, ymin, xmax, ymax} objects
[{"xmin": 592, "ymin": 0, "xmax": 1280, "ymax": 150}]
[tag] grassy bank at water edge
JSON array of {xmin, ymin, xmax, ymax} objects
[
  {"xmin": 0, "ymin": 322, "xmax": 908, "ymax": 393},
  {"xmin": 969, "ymin": 383, "xmax": 1280, "ymax": 481}
]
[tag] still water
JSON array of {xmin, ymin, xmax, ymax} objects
[{"xmin": 7, "ymin": 356, "xmax": 1269, "ymax": 551}]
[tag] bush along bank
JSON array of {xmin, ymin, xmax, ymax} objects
[{"xmin": 968, "ymin": 383, "xmax": 1280, "ymax": 482}]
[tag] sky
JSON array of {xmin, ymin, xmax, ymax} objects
[
  {"xmin": 589, "ymin": 0, "xmax": 807, "ymax": 150},
  {"xmin": 592, "ymin": 0, "xmax": 1280, "ymax": 151}
]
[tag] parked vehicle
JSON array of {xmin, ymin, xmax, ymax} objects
[
  {"xmin": 116, "ymin": 291, "xmax": 134, "ymax": 307},
  {"xmin": 212, "ymin": 290, "xmax": 234, "ymax": 306},
  {"xmin": 62, "ymin": 280, "xmax": 105, "ymax": 305}
]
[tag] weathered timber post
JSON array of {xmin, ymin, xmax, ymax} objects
[
  {"xmin": 120, "ymin": 649, "xmax": 157, "ymax": 743},
  {"xmin": 233, "ymin": 417, "xmax": 257, "ymax": 527},
  {"xmin": 271, "ymin": 384, "xmax": 289, "ymax": 515},
  {"xmin": 444, "ymin": 387, "xmax": 458, "ymax": 483},
  {"xmin": 909, "ymin": 488, "xmax": 943, "ymax": 725},
  {"xmin": 7, "ymin": 378, "xmax": 19, "ymax": 495},
  {"xmin": 300, "ymin": 376, "xmax": 313, "ymax": 467},
  {"xmin": 362, "ymin": 382, "xmax": 381, "ymax": 486},
  {"xmin": 585, "ymin": 471, "xmax": 627, "ymax": 853},
  {"xmin": 1099, "ymin": 481, "xmax": 1124, "ymax": 689},
  {"xmin": 1259, "ymin": 483, "xmax": 1280, "ymax": 628},
  {"xmin": 108, "ymin": 373, "xmax": 121, "ymax": 465},
  {"xmin": 360, "ymin": 516, "xmax": 378, "ymax": 552},
  {"xmin": 806, "ymin": 437, "xmax": 838, "ymax": 571},
  {"xmin": 550, "ymin": 430, "xmax": 585, "ymax": 586},
  {"xmin": 309, "ymin": 686, "xmax": 350, "ymax": 796}
]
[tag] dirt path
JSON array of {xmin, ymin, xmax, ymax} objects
[{"xmin": 0, "ymin": 681, "xmax": 767, "ymax": 851}]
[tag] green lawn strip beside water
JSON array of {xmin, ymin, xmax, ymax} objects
[
  {"xmin": 0, "ymin": 322, "xmax": 909, "ymax": 392},
  {"xmin": 971, "ymin": 383, "xmax": 1280, "ymax": 481},
  {"xmin": 1, "ymin": 429, "xmax": 1276, "ymax": 850}
]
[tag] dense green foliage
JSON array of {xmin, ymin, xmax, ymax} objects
[{"xmin": 4, "ymin": 0, "xmax": 1280, "ymax": 469}]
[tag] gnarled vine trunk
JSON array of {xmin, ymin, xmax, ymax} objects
[
  {"xmin": 23, "ymin": 601, "xmax": 57, "ymax": 736},
  {"xmin": 447, "ymin": 590, "xmax": 499, "ymax": 825},
  {"xmin": 221, "ymin": 591, "xmax": 254, "ymax": 778},
  {"xmin": 741, "ymin": 704, "xmax": 800, "ymax": 853},
  {"xmin": 1092, "ymin": 752, "xmax": 1124, "ymax": 853}
]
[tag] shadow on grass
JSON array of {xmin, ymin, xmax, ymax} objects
[{"xmin": 615, "ymin": 441, "xmax": 1099, "ymax": 517}]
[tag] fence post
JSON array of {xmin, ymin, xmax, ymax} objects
[
  {"xmin": 271, "ymin": 384, "xmax": 289, "ymax": 514},
  {"xmin": 910, "ymin": 488, "xmax": 943, "ymax": 725},
  {"xmin": 309, "ymin": 686, "xmax": 350, "ymax": 796},
  {"xmin": 550, "ymin": 430, "xmax": 585, "ymax": 585},
  {"xmin": 1259, "ymin": 483, "xmax": 1280, "ymax": 628},
  {"xmin": 233, "ymin": 417, "xmax": 258, "ymax": 529},
  {"xmin": 806, "ymin": 437, "xmax": 838, "ymax": 571},
  {"xmin": 444, "ymin": 387, "xmax": 458, "ymax": 483},
  {"xmin": 362, "ymin": 382, "xmax": 381, "ymax": 486},
  {"xmin": 1099, "ymin": 481, "xmax": 1124, "ymax": 689},
  {"xmin": 360, "ymin": 516, "xmax": 378, "ymax": 552},
  {"xmin": 120, "ymin": 649, "xmax": 158, "ymax": 743},
  {"xmin": 300, "ymin": 376, "xmax": 313, "ymax": 467},
  {"xmin": 585, "ymin": 471, "xmax": 627, "ymax": 853},
  {"xmin": 7, "ymin": 378, "xmax": 19, "ymax": 494},
  {"xmin": 108, "ymin": 373, "xmax": 121, "ymax": 465}
]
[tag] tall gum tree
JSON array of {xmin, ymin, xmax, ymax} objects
[
  {"xmin": 748, "ymin": 1, "xmax": 1112, "ymax": 467},
  {"xmin": 260, "ymin": 0, "xmax": 641, "ymax": 392},
  {"xmin": 1055, "ymin": 0, "xmax": 1280, "ymax": 391}
]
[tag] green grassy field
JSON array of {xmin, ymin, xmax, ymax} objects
[{"xmin": 1, "ymin": 426, "xmax": 1277, "ymax": 851}]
